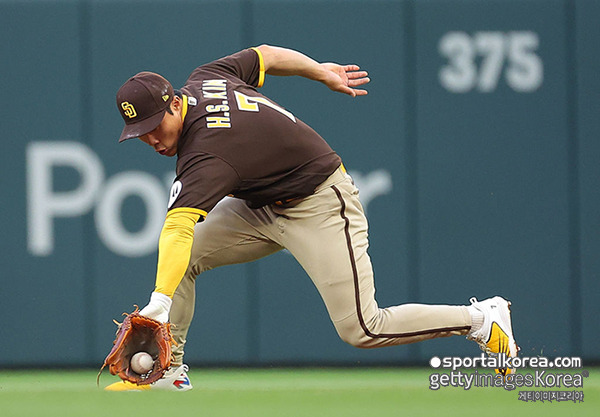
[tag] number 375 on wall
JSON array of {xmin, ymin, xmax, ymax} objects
[{"xmin": 438, "ymin": 31, "xmax": 543, "ymax": 93}]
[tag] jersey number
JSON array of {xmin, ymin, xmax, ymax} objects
[{"xmin": 234, "ymin": 91, "xmax": 296, "ymax": 123}]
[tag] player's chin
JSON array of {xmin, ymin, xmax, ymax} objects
[{"xmin": 161, "ymin": 149, "xmax": 177, "ymax": 157}]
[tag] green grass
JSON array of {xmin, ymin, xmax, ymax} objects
[{"xmin": 0, "ymin": 368, "xmax": 597, "ymax": 417}]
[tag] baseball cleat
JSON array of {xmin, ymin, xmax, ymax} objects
[
  {"xmin": 104, "ymin": 364, "xmax": 193, "ymax": 391},
  {"xmin": 467, "ymin": 297, "xmax": 519, "ymax": 375}
]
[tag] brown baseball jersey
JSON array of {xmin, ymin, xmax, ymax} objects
[{"xmin": 169, "ymin": 48, "xmax": 342, "ymax": 215}]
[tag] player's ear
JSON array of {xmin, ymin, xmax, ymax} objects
[{"xmin": 171, "ymin": 95, "xmax": 182, "ymax": 112}]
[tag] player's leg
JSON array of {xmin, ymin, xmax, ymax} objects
[
  {"xmin": 275, "ymin": 169, "xmax": 471, "ymax": 348},
  {"xmin": 169, "ymin": 197, "xmax": 283, "ymax": 365}
]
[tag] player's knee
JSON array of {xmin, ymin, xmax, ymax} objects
[{"xmin": 336, "ymin": 322, "xmax": 376, "ymax": 349}]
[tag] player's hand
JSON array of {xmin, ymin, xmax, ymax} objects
[
  {"xmin": 320, "ymin": 63, "xmax": 370, "ymax": 97},
  {"xmin": 139, "ymin": 291, "xmax": 172, "ymax": 323}
]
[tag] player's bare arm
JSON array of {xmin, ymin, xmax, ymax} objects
[{"xmin": 256, "ymin": 44, "xmax": 370, "ymax": 97}]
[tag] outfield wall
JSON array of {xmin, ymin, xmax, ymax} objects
[{"xmin": 1, "ymin": 0, "xmax": 599, "ymax": 367}]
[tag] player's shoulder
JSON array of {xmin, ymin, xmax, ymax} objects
[
  {"xmin": 175, "ymin": 147, "xmax": 230, "ymax": 172},
  {"xmin": 186, "ymin": 48, "xmax": 259, "ymax": 82},
  {"xmin": 203, "ymin": 48, "xmax": 258, "ymax": 68}
]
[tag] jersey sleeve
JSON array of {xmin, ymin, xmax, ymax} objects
[
  {"xmin": 192, "ymin": 48, "xmax": 265, "ymax": 88},
  {"xmin": 251, "ymin": 47, "xmax": 266, "ymax": 88},
  {"xmin": 169, "ymin": 153, "xmax": 240, "ymax": 215}
]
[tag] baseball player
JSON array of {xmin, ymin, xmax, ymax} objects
[{"xmin": 106, "ymin": 45, "xmax": 518, "ymax": 391}]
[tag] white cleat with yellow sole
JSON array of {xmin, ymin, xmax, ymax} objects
[{"xmin": 467, "ymin": 296, "xmax": 519, "ymax": 375}]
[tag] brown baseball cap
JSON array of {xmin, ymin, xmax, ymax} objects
[{"xmin": 116, "ymin": 72, "xmax": 174, "ymax": 142}]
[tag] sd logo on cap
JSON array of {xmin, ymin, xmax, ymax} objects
[{"xmin": 116, "ymin": 72, "xmax": 174, "ymax": 142}]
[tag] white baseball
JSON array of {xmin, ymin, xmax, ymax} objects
[{"xmin": 130, "ymin": 352, "xmax": 154, "ymax": 374}]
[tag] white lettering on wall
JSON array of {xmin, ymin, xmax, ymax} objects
[{"xmin": 26, "ymin": 142, "xmax": 393, "ymax": 257}]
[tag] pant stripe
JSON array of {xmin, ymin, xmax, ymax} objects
[{"xmin": 331, "ymin": 185, "xmax": 471, "ymax": 340}]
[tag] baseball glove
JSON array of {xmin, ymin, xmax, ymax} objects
[{"xmin": 97, "ymin": 306, "xmax": 175, "ymax": 385}]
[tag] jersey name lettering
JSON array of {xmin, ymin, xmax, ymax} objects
[{"xmin": 202, "ymin": 79, "xmax": 231, "ymax": 128}]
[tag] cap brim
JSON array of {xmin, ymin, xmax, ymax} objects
[{"xmin": 118, "ymin": 111, "xmax": 166, "ymax": 143}]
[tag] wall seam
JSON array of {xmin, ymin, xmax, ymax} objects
[{"xmin": 565, "ymin": 0, "xmax": 582, "ymax": 356}]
